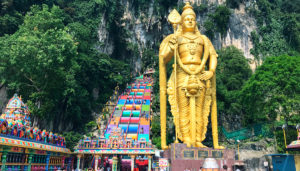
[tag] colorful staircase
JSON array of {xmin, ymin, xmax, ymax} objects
[{"xmin": 104, "ymin": 77, "xmax": 153, "ymax": 143}]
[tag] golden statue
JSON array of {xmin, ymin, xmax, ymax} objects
[{"xmin": 159, "ymin": 2, "xmax": 224, "ymax": 149}]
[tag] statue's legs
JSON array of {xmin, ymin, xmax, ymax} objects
[
  {"xmin": 201, "ymin": 94, "xmax": 212, "ymax": 141},
  {"xmin": 178, "ymin": 88, "xmax": 191, "ymax": 146},
  {"xmin": 195, "ymin": 88, "xmax": 207, "ymax": 147}
]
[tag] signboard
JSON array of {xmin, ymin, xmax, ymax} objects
[
  {"xmin": 198, "ymin": 150, "xmax": 209, "ymax": 158},
  {"xmin": 36, "ymin": 150, "xmax": 46, "ymax": 155},
  {"xmin": 212, "ymin": 150, "xmax": 223, "ymax": 158},
  {"xmin": 183, "ymin": 150, "xmax": 195, "ymax": 159},
  {"xmin": 152, "ymin": 161, "xmax": 159, "ymax": 168},
  {"xmin": 159, "ymin": 158, "xmax": 168, "ymax": 168},
  {"xmin": 11, "ymin": 147, "xmax": 24, "ymax": 153}
]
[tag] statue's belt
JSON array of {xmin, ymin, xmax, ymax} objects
[{"xmin": 171, "ymin": 70, "xmax": 206, "ymax": 90}]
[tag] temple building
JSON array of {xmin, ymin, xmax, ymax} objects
[{"xmin": 0, "ymin": 94, "xmax": 72, "ymax": 170}]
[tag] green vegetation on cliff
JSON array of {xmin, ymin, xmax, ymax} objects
[
  {"xmin": 240, "ymin": 55, "xmax": 300, "ymax": 152},
  {"xmin": 247, "ymin": 0, "xmax": 300, "ymax": 60},
  {"xmin": 241, "ymin": 55, "xmax": 300, "ymax": 125},
  {"xmin": 216, "ymin": 46, "xmax": 252, "ymax": 122},
  {"xmin": 204, "ymin": 5, "xmax": 232, "ymax": 38}
]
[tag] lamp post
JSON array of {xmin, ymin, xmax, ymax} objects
[
  {"xmin": 236, "ymin": 139, "xmax": 240, "ymax": 161},
  {"xmin": 282, "ymin": 124, "xmax": 288, "ymax": 154}
]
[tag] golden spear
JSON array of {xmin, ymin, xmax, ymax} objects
[{"xmin": 168, "ymin": 9, "xmax": 181, "ymax": 144}]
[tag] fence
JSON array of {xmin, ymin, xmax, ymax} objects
[{"xmin": 221, "ymin": 123, "xmax": 273, "ymax": 141}]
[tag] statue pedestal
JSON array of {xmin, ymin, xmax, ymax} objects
[{"xmin": 163, "ymin": 143, "xmax": 235, "ymax": 170}]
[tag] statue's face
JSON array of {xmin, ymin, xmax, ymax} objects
[{"xmin": 182, "ymin": 14, "xmax": 196, "ymax": 32}]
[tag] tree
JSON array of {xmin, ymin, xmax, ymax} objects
[
  {"xmin": 282, "ymin": 13, "xmax": 300, "ymax": 51},
  {"xmin": 0, "ymin": 10, "xmax": 23, "ymax": 36},
  {"xmin": 216, "ymin": 46, "xmax": 252, "ymax": 128},
  {"xmin": 0, "ymin": 5, "xmax": 82, "ymax": 126},
  {"xmin": 241, "ymin": 55, "xmax": 300, "ymax": 125},
  {"xmin": 0, "ymin": 4, "xmax": 131, "ymax": 132}
]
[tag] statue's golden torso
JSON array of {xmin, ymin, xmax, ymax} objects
[{"xmin": 178, "ymin": 34, "xmax": 204, "ymax": 65}]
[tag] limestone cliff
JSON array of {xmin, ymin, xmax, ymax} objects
[
  {"xmin": 0, "ymin": 85, "xmax": 7, "ymax": 113},
  {"xmin": 96, "ymin": 0, "xmax": 258, "ymax": 72}
]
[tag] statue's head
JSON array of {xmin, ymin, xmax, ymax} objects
[{"xmin": 181, "ymin": 2, "xmax": 196, "ymax": 32}]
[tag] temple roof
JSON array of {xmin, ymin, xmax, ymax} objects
[
  {"xmin": 287, "ymin": 140, "xmax": 300, "ymax": 150},
  {"xmin": 1, "ymin": 94, "xmax": 31, "ymax": 126}
]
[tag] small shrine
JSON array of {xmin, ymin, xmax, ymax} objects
[
  {"xmin": 1, "ymin": 94, "xmax": 31, "ymax": 127},
  {"xmin": 287, "ymin": 127, "xmax": 300, "ymax": 150}
]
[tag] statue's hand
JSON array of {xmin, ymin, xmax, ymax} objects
[
  {"xmin": 169, "ymin": 35, "xmax": 177, "ymax": 50},
  {"xmin": 199, "ymin": 71, "xmax": 214, "ymax": 80}
]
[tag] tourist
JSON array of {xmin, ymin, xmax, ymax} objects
[
  {"xmin": 134, "ymin": 165, "xmax": 139, "ymax": 171},
  {"xmin": 106, "ymin": 162, "xmax": 110, "ymax": 171}
]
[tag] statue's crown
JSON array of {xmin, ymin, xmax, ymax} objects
[
  {"xmin": 182, "ymin": 2, "xmax": 196, "ymax": 19},
  {"xmin": 183, "ymin": 2, "xmax": 193, "ymax": 11}
]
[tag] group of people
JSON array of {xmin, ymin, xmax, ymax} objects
[
  {"xmin": 183, "ymin": 167, "xmax": 242, "ymax": 171},
  {"xmin": 125, "ymin": 99, "xmax": 147, "ymax": 105}
]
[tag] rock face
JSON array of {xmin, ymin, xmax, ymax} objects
[
  {"xmin": 217, "ymin": 4, "xmax": 257, "ymax": 70},
  {"xmin": 0, "ymin": 85, "xmax": 7, "ymax": 113},
  {"xmin": 239, "ymin": 140, "xmax": 276, "ymax": 171},
  {"xmin": 96, "ymin": 0, "xmax": 257, "ymax": 72}
]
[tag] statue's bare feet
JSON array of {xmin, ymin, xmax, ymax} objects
[
  {"xmin": 195, "ymin": 142, "xmax": 207, "ymax": 148},
  {"xmin": 186, "ymin": 142, "xmax": 192, "ymax": 147},
  {"xmin": 162, "ymin": 145, "xmax": 169, "ymax": 150},
  {"xmin": 214, "ymin": 145, "xmax": 225, "ymax": 149},
  {"xmin": 184, "ymin": 137, "xmax": 192, "ymax": 147}
]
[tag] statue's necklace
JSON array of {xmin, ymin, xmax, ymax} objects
[
  {"xmin": 182, "ymin": 35, "xmax": 199, "ymax": 55},
  {"xmin": 187, "ymin": 40, "xmax": 196, "ymax": 55}
]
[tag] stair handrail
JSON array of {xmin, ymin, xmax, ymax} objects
[
  {"xmin": 137, "ymin": 85, "xmax": 146, "ymax": 142},
  {"xmin": 147, "ymin": 85, "xmax": 152, "ymax": 140},
  {"xmin": 116, "ymin": 105, "xmax": 125, "ymax": 129},
  {"xmin": 124, "ymin": 87, "xmax": 135, "ymax": 140},
  {"xmin": 102, "ymin": 90, "xmax": 123, "ymax": 136},
  {"xmin": 124, "ymin": 109, "xmax": 132, "ymax": 140}
]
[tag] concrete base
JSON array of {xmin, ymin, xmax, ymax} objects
[{"xmin": 163, "ymin": 143, "xmax": 236, "ymax": 171}]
